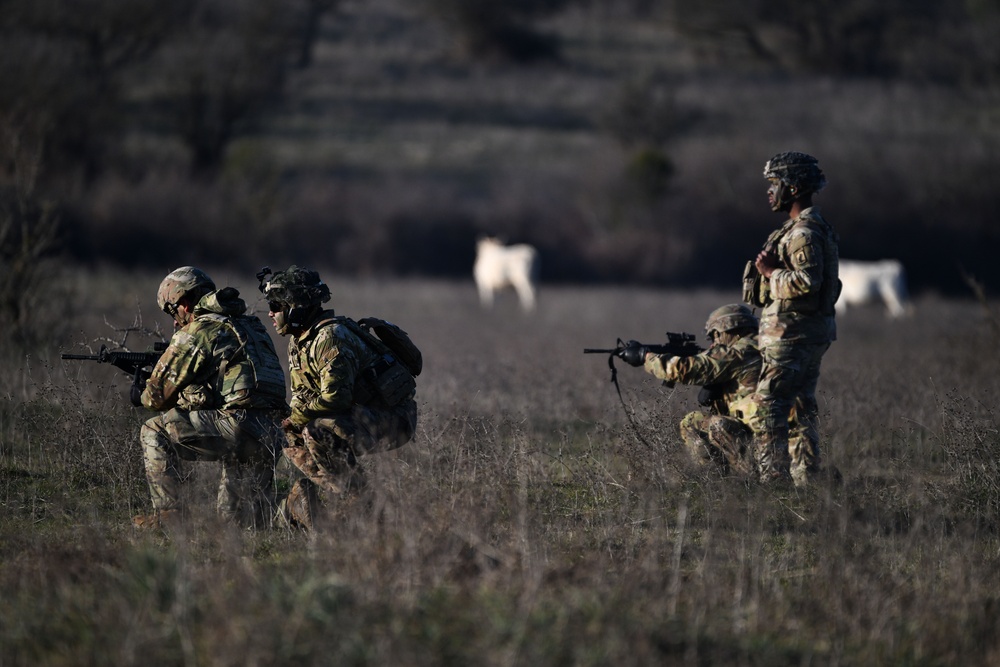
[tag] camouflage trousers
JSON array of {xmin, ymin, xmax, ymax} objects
[
  {"xmin": 680, "ymin": 411, "xmax": 754, "ymax": 475},
  {"xmin": 746, "ymin": 341, "xmax": 828, "ymax": 485},
  {"xmin": 283, "ymin": 398, "xmax": 417, "ymax": 495},
  {"xmin": 140, "ymin": 408, "xmax": 284, "ymax": 527}
]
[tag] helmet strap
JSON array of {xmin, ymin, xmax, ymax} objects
[{"xmin": 286, "ymin": 303, "xmax": 322, "ymax": 333}]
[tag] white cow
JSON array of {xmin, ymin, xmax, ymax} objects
[
  {"xmin": 473, "ymin": 237, "xmax": 540, "ymax": 311},
  {"xmin": 836, "ymin": 259, "xmax": 913, "ymax": 318}
]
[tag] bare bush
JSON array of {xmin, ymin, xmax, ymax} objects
[
  {"xmin": 422, "ymin": 0, "xmax": 576, "ymax": 62},
  {"xmin": 0, "ymin": 198, "xmax": 60, "ymax": 340},
  {"xmin": 0, "ymin": 0, "xmax": 190, "ymax": 183},
  {"xmin": 144, "ymin": 0, "xmax": 304, "ymax": 173},
  {"xmin": 662, "ymin": 0, "xmax": 976, "ymax": 81},
  {"xmin": 0, "ymin": 122, "xmax": 64, "ymax": 343}
]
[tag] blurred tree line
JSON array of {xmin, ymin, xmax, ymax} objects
[
  {"xmin": 1, "ymin": 0, "xmax": 1000, "ymax": 336},
  {"xmin": 0, "ymin": 0, "xmax": 336, "ymax": 337},
  {"xmin": 0, "ymin": 0, "xmax": 336, "ymax": 180},
  {"xmin": 662, "ymin": 0, "xmax": 1000, "ymax": 84}
]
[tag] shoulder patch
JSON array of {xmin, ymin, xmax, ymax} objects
[{"xmin": 171, "ymin": 330, "xmax": 196, "ymax": 347}]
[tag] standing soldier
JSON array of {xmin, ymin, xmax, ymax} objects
[
  {"xmin": 620, "ymin": 304, "xmax": 761, "ymax": 474},
  {"xmin": 742, "ymin": 152, "xmax": 840, "ymax": 486},
  {"xmin": 260, "ymin": 266, "xmax": 418, "ymax": 523},
  {"xmin": 134, "ymin": 267, "xmax": 288, "ymax": 529}
]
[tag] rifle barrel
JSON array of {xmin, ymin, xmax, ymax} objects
[
  {"xmin": 583, "ymin": 348, "xmax": 619, "ymax": 354},
  {"xmin": 61, "ymin": 353, "xmax": 100, "ymax": 360}
]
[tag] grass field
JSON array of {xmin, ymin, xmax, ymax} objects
[
  {"xmin": 5, "ymin": 2, "xmax": 999, "ymax": 663},
  {"xmin": 2, "ymin": 266, "xmax": 999, "ymax": 665}
]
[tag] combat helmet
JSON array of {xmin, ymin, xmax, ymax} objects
[
  {"xmin": 157, "ymin": 266, "xmax": 216, "ymax": 314},
  {"xmin": 763, "ymin": 151, "xmax": 826, "ymax": 211},
  {"xmin": 258, "ymin": 265, "xmax": 331, "ymax": 335},
  {"xmin": 705, "ymin": 303, "xmax": 757, "ymax": 338},
  {"xmin": 259, "ymin": 265, "xmax": 331, "ymax": 309}
]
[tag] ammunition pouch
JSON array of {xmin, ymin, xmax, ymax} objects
[
  {"xmin": 742, "ymin": 260, "xmax": 768, "ymax": 308},
  {"xmin": 357, "ymin": 354, "xmax": 415, "ymax": 407}
]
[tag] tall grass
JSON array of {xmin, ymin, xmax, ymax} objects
[{"xmin": 1, "ymin": 266, "xmax": 998, "ymax": 665}]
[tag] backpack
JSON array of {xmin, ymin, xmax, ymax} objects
[{"xmin": 357, "ymin": 317, "xmax": 423, "ymax": 377}]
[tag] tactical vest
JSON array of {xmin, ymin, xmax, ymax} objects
[
  {"xmin": 201, "ymin": 313, "xmax": 287, "ymax": 408},
  {"xmin": 770, "ymin": 211, "xmax": 841, "ymax": 316}
]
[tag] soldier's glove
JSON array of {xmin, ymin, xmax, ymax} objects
[
  {"xmin": 281, "ymin": 417, "xmax": 303, "ymax": 435},
  {"xmin": 619, "ymin": 340, "xmax": 648, "ymax": 367},
  {"xmin": 697, "ymin": 386, "xmax": 716, "ymax": 407},
  {"xmin": 129, "ymin": 368, "xmax": 151, "ymax": 407}
]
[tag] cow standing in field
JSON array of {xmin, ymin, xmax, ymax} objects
[
  {"xmin": 473, "ymin": 237, "xmax": 540, "ymax": 311},
  {"xmin": 836, "ymin": 259, "xmax": 912, "ymax": 318}
]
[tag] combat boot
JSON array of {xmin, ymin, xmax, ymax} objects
[
  {"xmin": 755, "ymin": 438, "xmax": 793, "ymax": 486},
  {"xmin": 759, "ymin": 468, "xmax": 794, "ymax": 486},
  {"xmin": 282, "ymin": 478, "xmax": 322, "ymax": 531},
  {"xmin": 132, "ymin": 509, "xmax": 182, "ymax": 530}
]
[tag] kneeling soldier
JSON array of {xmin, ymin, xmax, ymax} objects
[
  {"xmin": 262, "ymin": 266, "xmax": 418, "ymax": 520},
  {"xmin": 622, "ymin": 304, "xmax": 762, "ymax": 475},
  {"xmin": 135, "ymin": 266, "xmax": 288, "ymax": 529}
]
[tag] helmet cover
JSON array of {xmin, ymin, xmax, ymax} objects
[
  {"xmin": 762, "ymin": 151, "xmax": 827, "ymax": 196},
  {"xmin": 705, "ymin": 303, "xmax": 758, "ymax": 337},
  {"xmin": 262, "ymin": 265, "xmax": 331, "ymax": 309},
  {"xmin": 157, "ymin": 266, "xmax": 216, "ymax": 313}
]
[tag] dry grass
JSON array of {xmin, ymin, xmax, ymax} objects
[{"xmin": 2, "ymin": 266, "xmax": 999, "ymax": 665}]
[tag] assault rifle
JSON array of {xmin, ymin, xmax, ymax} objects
[
  {"xmin": 584, "ymin": 332, "xmax": 702, "ymax": 366},
  {"xmin": 61, "ymin": 342, "xmax": 168, "ymax": 379},
  {"xmin": 585, "ymin": 332, "xmax": 703, "ymax": 398}
]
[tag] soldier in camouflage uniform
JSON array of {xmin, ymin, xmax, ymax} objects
[
  {"xmin": 621, "ymin": 304, "xmax": 761, "ymax": 474},
  {"xmin": 133, "ymin": 267, "xmax": 288, "ymax": 529},
  {"xmin": 261, "ymin": 266, "xmax": 417, "ymax": 513},
  {"xmin": 742, "ymin": 152, "xmax": 840, "ymax": 486}
]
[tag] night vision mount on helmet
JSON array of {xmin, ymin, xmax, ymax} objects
[{"xmin": 256, "ymin": 265, "xmax": 331, "ymax": 308}]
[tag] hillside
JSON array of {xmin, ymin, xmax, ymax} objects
[
  {"xmin": 222, "ymin": 0, "xmax": 998, "ymax": 295},
  {"xmin": 6, "ymin": 0, "xmax": 1000, "ymax": 296}
]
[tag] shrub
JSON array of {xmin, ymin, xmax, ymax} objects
[{"xmin": 423, "ymin": 0, "xmax": 574, "ymax": 62}]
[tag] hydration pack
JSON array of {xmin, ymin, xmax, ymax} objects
[{"xmin": 357, "ymin": 317, "xmax": 423, "ymax": 377}]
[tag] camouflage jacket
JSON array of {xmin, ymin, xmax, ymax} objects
[
  {"xmin": 286, "ymin": 311, "xmax": 384, "ymax": 427},
  {"xmin": 142, "ymin": 288, "xmax": 287, "ymax": 412},
  {"xmin": 757, "ymin": 206, "xmax": 840, "ymax": 346},
  {"xmin": 643, "ymin": 333, "xmax": 761, "ymax": 417}
]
